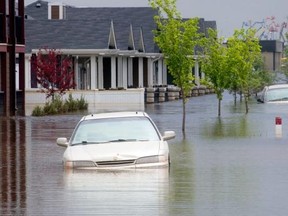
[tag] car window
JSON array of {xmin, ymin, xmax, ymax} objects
[
  {"xmin": 266, "ymin": 88, "xmax": 288, "ymax": 102},
  {"xmin": 71, "ymin": 117, "xmax": 160, "ymax": 144}
]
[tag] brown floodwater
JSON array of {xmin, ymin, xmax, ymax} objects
[{"xmin": 1, "ymin": 92, "xmax": 288, "ymax": 216}]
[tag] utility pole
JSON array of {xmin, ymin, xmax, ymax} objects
[{"xmin": 7, "ymin": 0, "xmax": 16, "ymax": 116}]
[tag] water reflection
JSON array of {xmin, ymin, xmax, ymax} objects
[
  {"xmin": 204, "ymin": 116, "xmax": 250, "ymax": 138},
  {"xmin": 168, "ymin": 139, "xmax": 195, "ymax": 215},
  {"xmin": 63, "ymin": 168, "xmax": 169, "ymax": 215},
  {"xmin": 0, "ymin": 117, "xmax": 26, "ymax": 216}
]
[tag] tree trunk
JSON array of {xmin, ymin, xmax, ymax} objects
[
  {"xmin": 218, "ymin": 98, "xmax": 221, "ymax": 117},
  {"xmin": 245, "ymin": 94, "xmax": 249, "ymax": 114},
  {"xmin": 182, "ymin": 94, "xmax": 186, "ymax": 134},
  {"xmin": 234, "ymin": 90, "xmax": 237, "ymax": 106}
]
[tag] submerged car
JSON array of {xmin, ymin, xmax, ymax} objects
[
  {"xmin": 257, "ymin": 84, "xmax": 288, "ymax": 103},
  {"xmin": 56, "ymin": 112, "xmax": 175, "ymax": 169}
]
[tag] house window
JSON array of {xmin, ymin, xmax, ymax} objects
[{"xmin": 51, "ymin": 6, "xmax": 60, "ymax": 19}]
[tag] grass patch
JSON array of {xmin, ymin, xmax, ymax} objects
[{"xmin": 32, "ymin": 94, "xmax": 88, "ymax": 116}]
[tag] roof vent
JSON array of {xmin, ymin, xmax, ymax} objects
[{"xmin": 36, "ymin": 3, "xmax": 41, "ymax": 8}]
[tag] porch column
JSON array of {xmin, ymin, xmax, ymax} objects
[
  {"xmin": 90, "ymin": 55, "xmax": 96, "ymax": 89},
  {"xmin": 25, "ymin": 55, "xmax": 30, "ymax": 89},
  {"xmin": 111, "ymin": 56, "xmax": 116, "ymax": 89},
  {"xmin": 147, "ymin": 58, "xmax": 153, "ymax": 87},
  {"xmin": 122, "ymin": 57, "xmax": 128, "ymax": 89},
  {"xmin": 117, "ymin": 56, "xmax": 123, "ymax": 88},
  {"xmin": 194, "ymin": 59, "xmax": 200, "ymax": 86},
  {"xmin": 157, "ymin": 59, "xmax": 163, "ymax": 85},
  {"xmin": 98, "ymin": 56, "xmax": 104, "ymax": 89},
  {"xmin": 138, "ymin": 57, "xmax": 143, "ymax": 87},
  {"xmin": 128, "ymin": 57, "xmax": 133, "ymax": 87},
  {"xmin": 163, "ymin": 61, "xmax": 167, "ymax": 86}
]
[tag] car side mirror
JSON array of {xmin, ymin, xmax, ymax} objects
[
  {"xmin": 163, "ymin": 131, "xmax": 176, "ymax": 141},
  {"xmin": 56, "ymin": 137, "xmax": 68, "ymax": 148}
]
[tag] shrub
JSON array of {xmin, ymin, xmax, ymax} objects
[
  {"xmin": 32, "ymin": 94, "xmax": 88, "ymax": 116},
  {"xmin": 31, "ymin": 106, "xmax": 44, "ymax": 116},
  {"xmin": 77, "ymin": 95, "xmax": 88, "ymax": 110}
]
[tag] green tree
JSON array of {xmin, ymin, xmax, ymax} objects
[
  {"xmin": 202, "ymin": 29, "xmax": 228, "ymax": 116},
  {"xmin": 250, "ymin": 55, "xmax": 275, "ymax": 94},
  {"xmin": 149, "ymin": 0, "xmax": 204, "ymax": 133},
  {"xmin": 280, "ymin": 44, "xmax": 288, "ymax": 80},
  {"xmin": 226, "ymin": 28, "xmax": 262, "ymax": 113}
]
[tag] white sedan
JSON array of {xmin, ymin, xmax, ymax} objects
[
  {"xmin": 56, "ymin": 112, "xmax": 175, "ymax": 169},
  {"xmin": 257, "ymin": 84, "xmax": 288, "ymax": 103}
]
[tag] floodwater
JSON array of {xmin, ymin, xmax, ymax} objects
[{"xmin": 1, "ymin": 92, "xmax": 288, "ymax": 216}]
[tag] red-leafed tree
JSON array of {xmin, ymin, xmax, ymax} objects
[{"xmin": 32, "ymin": 48, "xmax": 76, "ymax": 100}]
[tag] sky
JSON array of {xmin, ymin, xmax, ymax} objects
[{"xmin": 25, "ymin": 0, "xmax": 288, "ymax": 38}]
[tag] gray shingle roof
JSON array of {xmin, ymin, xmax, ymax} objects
[
  {"xmin": 25, "ymin": 1, "xmax": 158, "ymax": 53},
  {"xmin": 25, "ymin": 0, "xmax": 216, "ymax": 53},
  {"xmin": 25, "ymin": 19, "xmax": 111, "ymax": 51}
]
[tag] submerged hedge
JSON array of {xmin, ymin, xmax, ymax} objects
[{"xmin": 32, "ymin": 94, "xmax": 88, "ymax": 116}]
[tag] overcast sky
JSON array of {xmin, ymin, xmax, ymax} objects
[{"xmin": 25, "ymin": 0, "xmax": 288, "ymax": 38}]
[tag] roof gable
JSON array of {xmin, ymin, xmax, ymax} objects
[
  {"xmin": 108, "ymin": 21, "xmax": 117, "ymax": 49},
  {"xmin": 128, "ymin": 24, "xmax": 135, "ymax": 50}
]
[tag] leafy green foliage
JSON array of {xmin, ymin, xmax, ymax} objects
[
  {"xmin": 280, "ymin": 45, "xmax": 288, "ymax": 80},
  {"xmin": 149, "ymin": 0, "xmax": 204, "ymax": 133},
  {"xmin": 202, "ymin": 29, "xmax": 228, "ymax": 116},
  {"xmin": 226, "ymin": 29, "xmax": 262, "ymax": 113}
]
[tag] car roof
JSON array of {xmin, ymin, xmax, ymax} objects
[
  {"xmin": 81, "ymin": 111, "xmax": 148, "ymax": 121},
  {"xmin": 267, "ymin": 84, "xmax": 288, "ymax": 90}
]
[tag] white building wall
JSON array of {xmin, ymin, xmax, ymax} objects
[{"xmin": 25, "ymin": 89, "xmax": 145, "ymax": 116}]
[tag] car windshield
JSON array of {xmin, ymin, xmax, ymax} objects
[
  {"xmin": 71, "ymin": 116, "xmax": 160, "ymax": 145},
  {"xmin": 266, "ymin": 87, "xmax": 288, "ymax": 102}
]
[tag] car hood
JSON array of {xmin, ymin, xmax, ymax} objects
[{"xmin": 64, "ymin": 141, "xmax": 161, "ymax": 161}]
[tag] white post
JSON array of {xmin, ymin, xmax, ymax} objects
[
  {"xmin": 157, "ymin": 58, "xmax": 163, "ymax": 85},
  {"xmin": 98, "ymin": 56, "xmax": 103, "ymax": 89},
  {"xmin": 138, "ymin": 57, "xmax": 143, "ymax": 87},
  {"xmin": 111, "ymin": 56, "xmax": 116, "ymax": 89},
  {"xmin": 25, "ymin": 55, "xmax": 31, "ymax": 89},
  {"xmin": 117, "ymin": 56, "xmax": 123, "ymax": 88},
  {"xmin": 90, "ymin": 55, "xmax": 96, "ymax": 89},
  {"xmin": 122, "ymin": 57, "xmax": 128, "ymax": 89},
  {"xmin": 148, "ymin": 58, "xmax": 153, "ymax": 87}
]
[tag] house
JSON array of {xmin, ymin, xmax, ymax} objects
[
  {"xmin": 23, "ymin": 0, "xmax": 216, "ymax": 115},
  {"xmin": 259, "ymin": 40, "xmax": 284, "ymax": 72}
]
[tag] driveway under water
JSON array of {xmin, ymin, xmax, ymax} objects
[{"xmin": 1, "ymin": 92, "xmax": 288, "ymax": 216}]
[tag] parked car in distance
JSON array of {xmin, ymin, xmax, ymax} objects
[
  {"xmin": 257, "ymin": 84, "xmax": 288, "ymax": 103},
  {"xmin": 56, "ymin": 112, "xmax": 176, "ymax": 169}
]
